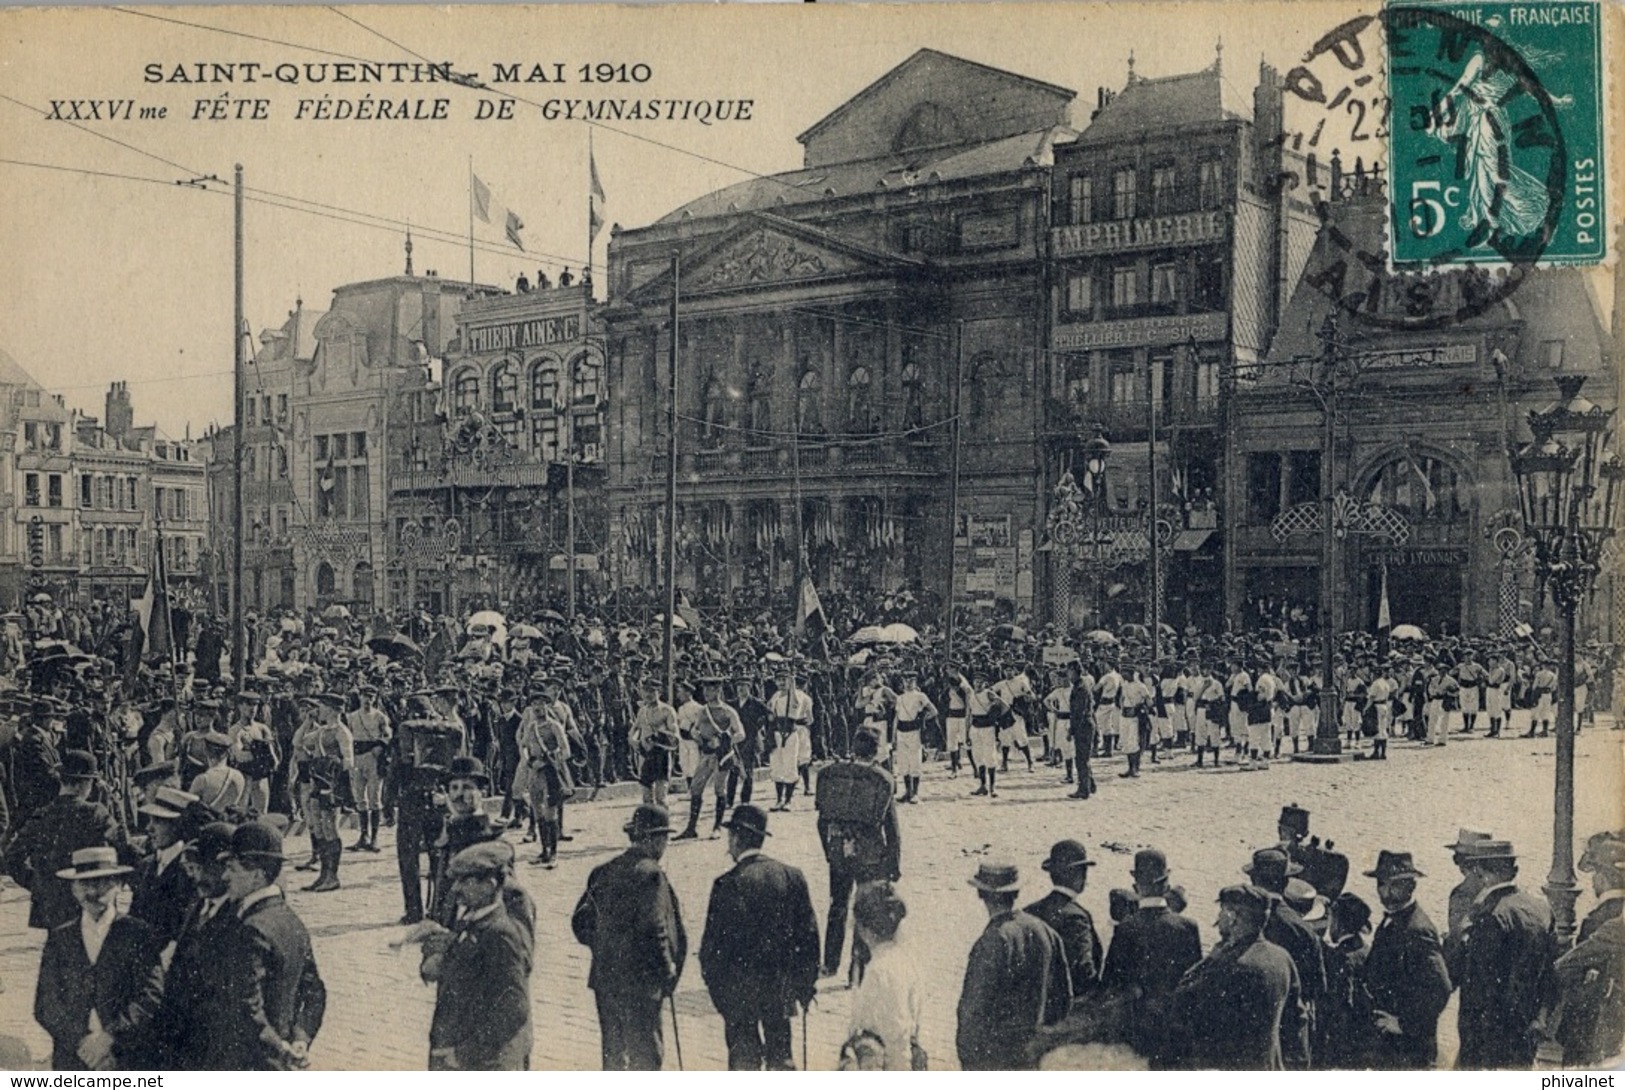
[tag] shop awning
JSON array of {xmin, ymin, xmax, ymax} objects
[{"xmin": 1171, "ymin": 529, "xmax": 1214, "ymax": 551}]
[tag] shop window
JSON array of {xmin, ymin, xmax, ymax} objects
[{"xmin": 1065, "ymin": 272, "xmax": 1094, "ymax": 317}]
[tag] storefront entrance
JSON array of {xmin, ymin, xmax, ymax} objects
[{"xmin": 1368, "ymin": 562, "xmax": 1464, "ymax": 637}]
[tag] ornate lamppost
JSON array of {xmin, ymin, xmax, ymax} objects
[
  {"xmin": 1509, "ymin": 374, "xmax": 1622, "ymax": 942},
  {"xmin": 1085, "ymin": 429, "xmax": 1111, "ymax": 628}
]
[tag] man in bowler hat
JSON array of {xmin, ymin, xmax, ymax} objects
[
  {"xmin": 699, "ymin": 804, "xmax": 821, "ymax": 1069},
  {"xmin": 1243, "ymin": 847, "xmax": 1326, "ymax": 1067},
  {"xmin": 571, "ymin": 803, "xmax": 688, "ymax": 1070},
  {"xmin": 956, "ymin": 861, "xmax": 1071, "ymax": 1070},
  {"xmin": 1362, "ymin": 850, "xmax": 1452, "ymax": 1068},
  {"xmin": 1101, "ymin": 849, "xmax": 1203, "ymax": 1002},
  {"xmin": 1024, "ymin": 839, "xmax": 1104, "ymax": 994}
]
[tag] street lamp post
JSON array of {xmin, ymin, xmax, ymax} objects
[
  {"xmin": 1085, "ymin": 428, "xmax": 1111, "ymax": 628},
  {"xmin": 1311, "ymin": 313, "xmax": 1345, "ymax": 759},
  {"xmin": 1510, "ymin": 374, "xmax": 1621, "ymax": 944}
]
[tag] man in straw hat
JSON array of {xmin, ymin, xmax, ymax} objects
[
  {"xmin": 1024, "ymin": 839, "xmax": 1104, "ymax": 994},
  {"xmin": 571, "ymin": 803, "xmax": 687, "ymax": 1070},
  {"xmin": 957, "ymin": 860, "xmax": 1071, "ymax": 1070},
  {"xmin": 217, "ymin": 821, "xmax": 326, "ymax": 1069},
  {"xmin": 127, "ymin": 786, "xmax": 201, "ymax": 944},
  {"xmin": 425, "ymin": 841, "xmax": 533, "ymax": 1070},
  {"xmin": 1361, "ymin": 850, "xmax": 1452, "ymax": 1069},
  {"xmin": 4, "ymin": 749, "xmax": 122, "ymax": 931},
  {"xmin": 699, "ymin": 804, "xmax": 820, "ymax": 1070},
  {"xmin": 1452, "ymin": 839, "xmax": 1558, "ymax": 1069},
  {"xmin": 33, "ymin": 847, "xmax": 165, "ymax": 1070},
  {"xmin": 1442, "ymin": 828, "xmax": 1495, "ymax": 962}
]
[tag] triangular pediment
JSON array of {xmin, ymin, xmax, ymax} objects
[{"xmin": 628, "ymin": 214, "xmax": 921, "ymax": 304}]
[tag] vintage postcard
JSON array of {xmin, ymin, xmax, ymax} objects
[{"xmin": 0, "ymin": 0, "xmax": 1620, "ymax": 1075}]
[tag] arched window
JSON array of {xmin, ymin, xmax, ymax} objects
[
  {"xmin": 900, "ymin": 362, "xmax": 924, "ymax": 429},
  {"xmin": 315, "ymin": 562, "xmax": 335, "ymax": 602},
  {"xmin": 491, "ymin": 362, "xmax": 518, "ymax": 413},
  {"xmin": 847, "ymin": 366, "xmax": 875, "ymax": 433},
  {"xmin": 797, "ymin": 369, "xmax": 823, "ymax": 434},
  {"xmin": 1365, "ymin": 452, "xmax": 1466, "ymax": 521},
  {"xmin": 451, "ymin": 368, "xmax": 480, "ymax": 416},
  {"xmin": 353, "ymin": 561, "xmax": 374, "ymax": 609},
  {"xmin": 530, "ymin": 360, "xmax": 560, "ymax": 410}
]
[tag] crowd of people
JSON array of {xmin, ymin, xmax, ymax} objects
[{"xmin": 0, "ymin": 590, "xmax": 1620, "ymax": 1070}]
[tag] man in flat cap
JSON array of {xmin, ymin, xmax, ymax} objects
[
  {"xmin": 699, "ymin": 804, "xmax": 821, "ymax": 1069},
  {"xmin": 425, "ymin": 842, "xmax": 534, "ymax": 1070},
  {"xmin": 1453, "ymin": 839, "xmax": 1558, "ymax": 1069},
  {"xmin": 4, "ymin": 750, "xmax": 122, "ymax": 930},
  {"xmin": 1024, "ymin": 839, "xmax": 1104, "ymax": 995},
  {"xmin": 33, "ymin": 847, "xmax": 165, "ymax": 1070},
  {"xmin": 217, "ymin": 822, "xmax": 326, "ymax": 1069},
  {"xmin": 1361, "ymin": 850, "xmax": 1452, "ymax": 1068},
  {"xmin": 956, "ymin": 860, "xmax": 1071, "ymax": 1069},
  {"xmin": 1158, "ymin": 885, "xmax": 1304, "ymax": 1070},
  {"xmin": 571, "ymin": 803, "xmax": 687, "ymax": 1070}
]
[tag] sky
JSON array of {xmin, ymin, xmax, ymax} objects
[{"xmin": 0, "ymin": 2, "xmax": 1609, "ymax": 435}]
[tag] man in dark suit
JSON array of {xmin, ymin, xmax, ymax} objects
[
  {"xmin": 1362, "ymin": 849, "xmax": 1453, "ymax": 1068},
  {"xmin": 423, "ymin": 841, "xmax": 534, "ymax": 1069},
  {"xmin": 1023, "ymin": 839, "xmax": 1103, "ymax": 994},
  {"xmin": 1544, "ymin": 831, "xmax": 1625, "ymax": 1065},
  {"xmin": 1454, "ymin": 840, "xmax": 1559, "ymax": 1069},
  {"xmin": 153, "ymin": 820, "xmax": 241, "ymax": 1069},
  {"xmin": 217, "ymin": 821, "xmax": 327, "ymax": 1069},
  {"xmin": 1101, "ymin": 849, "xmax": 1203, "ymax": 1000},
  {"xmin": 1243, "ymin": 847, "xmax": 1326, "ymax": 1067},
  {"xmin": 699, "ymin": 804, "xmax": 821, "ymax": 1069},
  {"xmin": 572, "ymin": 803, "xmax": 687, "ymax": 1070},
  {"xmin": 1159, "ymin": 885, "xmax": 1304, "ymax": 1069},
  {"xmin": 1065, "ymin": 663, "xmax": 1097, "ymax": 800},
  {"xmin": 126, "ymin": 787, "xmax": 200, "ymax": 945},
  {"xmin": 4, "ymin": 750, "xmax": 123, "ymax": 930},
  {"xmin": 956, "ymin": 861, "xmax": 1072, "ymax": 1070},
  {"xmin": 33, "ymin": 847, "xmax": 165, "ymax": 1070}
]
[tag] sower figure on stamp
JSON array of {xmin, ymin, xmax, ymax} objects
[
  {"xmin": 816, "ymin": 729, "xmax": 900, "ymax": 986},
  {"xmin": 699, "ymin": 804, "xmax": 821, "ymax": 1070},
  {"xmin": 572, "ymin": 803, "xmax": 687, "ymax": 1071}
]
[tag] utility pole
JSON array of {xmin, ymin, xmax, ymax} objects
[
  {"xmin": 1308, "ymin": 314, "xmax": 1344, "ymax": 759},
  {"xmin": 943, "ymin": 320, "xmax": 965, "ymax": 676},
  {"xmin": 565, "ymin": 360, "xmax": 577, "ymax": 618},
  {"xmin": 231, "ymin": 164, "xmax": 246, "ymax": 694},
  {"xmin": 1147, "ymin": 356, "xmax": 1161, "ymax": 661},
  {"xmin": 661, "ymin": 254, "xmax": 679, "ymax": 707}
]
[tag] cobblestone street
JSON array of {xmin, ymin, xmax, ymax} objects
[{"xmin": 2, "ymin": 725, "xmax": 1620, "ymax": 1071}]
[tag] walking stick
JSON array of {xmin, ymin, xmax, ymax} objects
[
  {"xmin": 667, "ymin": 993, "xmax": 684, "ymax": 1071},
  {"xmin": 801, "ymin": 1002, "xmax": 809, "ymax": 1071}
]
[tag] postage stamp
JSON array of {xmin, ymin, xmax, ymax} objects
[{"xmin": 1385, "ymin": 0, "xmax": 1606, "ymax": 267}]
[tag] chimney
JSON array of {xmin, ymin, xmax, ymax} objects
[{"xmin": 105, "ymin": 381, "xmax": 133, "ymax": 440}]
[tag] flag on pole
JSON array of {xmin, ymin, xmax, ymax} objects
[
  {"xmin": 134, "ymin": 535, "xmax": 174, "ymax": 663},
  {"xmin": 505, "ymin": 210, "xmax": 525, "ymax": 250},
  {"xmin": 676, "ymin": 590, "xmax": 702, "ymax": 633},
  {"xmin": 589, "ymin": 149, "xmax": 606, "ymax": 244},
  {"xmin": 1377, "ymin": 562, "xmax": 1391, "ymax": 632},
  {"xmin": 471, "ymin": 173, "xmax": 492, "ymax": 223},
  {"xmin": 795, "ymin": 575, "xmax": 827, "ymax": 638}
]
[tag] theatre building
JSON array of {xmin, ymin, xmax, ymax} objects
[
  {"xmin": 604, "ymin": 49, "xmax": 1079, "ymax": 616},
  {"xmin": 1043, "ymin": 54, "xmax": 1317, "ymax": 631},
  {"xmin": 1229, "ymin": 166, "xmax": 1616, "ymax": 638}
]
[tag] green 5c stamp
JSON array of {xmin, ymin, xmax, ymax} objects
[{"xmin": 1386, "ymin": 1, "xmax": 1605, "ymax": 267}]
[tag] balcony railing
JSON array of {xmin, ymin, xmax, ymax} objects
[{"xmin": 652, "ymin": 438, "xmax": 945, "ymax": 480}]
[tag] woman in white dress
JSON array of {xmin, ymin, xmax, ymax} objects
[{"xmin": 844, "ymin": 882, "xmax": 922, "ymax": 1071}]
